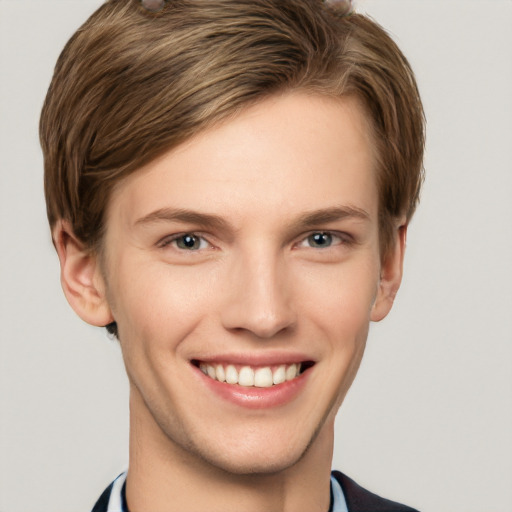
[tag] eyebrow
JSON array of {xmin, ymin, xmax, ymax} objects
[
  {"xmin": 134, "ymin": 207, "xmax": 233, "ymax": 232},
  {"xmin": 135, "ymin": 205, "xmax": 370, "ymax": 235},
  {"xmin": 289, "ymin": 206, "xmax": 371, "ymax": 232}
]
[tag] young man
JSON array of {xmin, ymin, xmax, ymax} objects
[{"xmin": 40, "ymin": 0, "xmax": 425, "ymax": 510}]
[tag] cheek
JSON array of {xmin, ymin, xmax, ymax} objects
[
  {"xmin": 109, "ymin": 260, "xmax": 216, "ymax": 351},
  {"xmin": 297, "ymin": 257, "xmax": 380, "ymax": 328}
]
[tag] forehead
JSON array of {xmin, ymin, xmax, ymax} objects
[{"xmin": 107, "ymin": 92, "xmax": 378, "ymax": 227}]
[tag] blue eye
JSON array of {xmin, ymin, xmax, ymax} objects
[
  {"xmin": 173, "ymin": 234, "xmax": 207, "ymax": 250},
  {"xmin": 306, "ymin": 232, "xmax": 335, "ymax": 248}
]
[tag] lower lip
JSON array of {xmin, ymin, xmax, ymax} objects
[{"xmin": 193, "ymin": 366, "xmax": 311, "ymax": 409}]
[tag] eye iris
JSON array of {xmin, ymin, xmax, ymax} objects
[
  {"xmin": 177, "ymin": 234, "xmax": 200, "ymax": 250},
  {"xmin": 309, "ymin": 232, "xmax": 332, "ymax": 247}
]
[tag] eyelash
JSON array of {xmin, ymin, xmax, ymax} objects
[
  {"xmin": 158, "ymin": 231, "xmax": 352, "ymax": 252},
  {"xmin": 159, "ymin": 233, "xmax": 212, "ymax": 251},
  {"xmin": 296, "ymin": 231, "xmax": 352, "ymax": 249}
]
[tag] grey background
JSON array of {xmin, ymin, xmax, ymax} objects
[{"xmin": 1, "ymin": 1, "xmax": 511, "ymax": 510}]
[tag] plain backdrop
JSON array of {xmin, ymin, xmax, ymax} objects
[{"xmin": 1, "ymin": 1, "xmax": 511, "ymax": 511}]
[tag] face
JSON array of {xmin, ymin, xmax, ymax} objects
[{"xmin": 95, "ymin": 93, "xmax": 400, "ymax": 475}]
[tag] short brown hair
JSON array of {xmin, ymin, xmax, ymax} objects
[{"xmin": 41, "ymin": 0, "xmax": 424, "ymax": 257}]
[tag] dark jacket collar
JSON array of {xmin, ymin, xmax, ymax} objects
[{"xmin": 332, "ymin": 471, "xmax": 420, "ymax": 512}]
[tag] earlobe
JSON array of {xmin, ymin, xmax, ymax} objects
[
  {"xmin": 53, "ymin": 220, "xmax": 114, "ymax": 327},
  {"xmin": 371, "ymin": 222, "xmax": 407, "ymax": 322}
]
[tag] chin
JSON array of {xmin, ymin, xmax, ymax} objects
[
  {"xmin": 189, "ymin": 424, "xmax": 323, "ymax": 477},
  {"xmin": 199, "ymin": 448, "xmax": 305, "ymax": 477}
]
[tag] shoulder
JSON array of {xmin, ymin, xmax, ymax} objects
[{"xmin": 332, "ymin": 471, "xmax": 420, "ymax": 512}]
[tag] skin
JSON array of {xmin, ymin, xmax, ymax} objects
[{"xmin": 54, "ymin": 92, "xmax": 406, "ymax": 512}]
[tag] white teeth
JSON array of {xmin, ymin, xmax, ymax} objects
[
  {"xmin": 225, "ymin": 365, "xmax": 238, "ymax": 384},
  {"xmin": 254, "ymin": 367, "xmax": 273, "ymax": 388},
  {"xmin": 238, "ymin": 366, "xmax": 255, "ymax": 387},
  {"xmin": 215, "ymin": 364, "xmax": 226, "ymax": 382},
  {"xmin": 272, "ymin": 365, "xmax": 286, "ymax": 385},
  {"xmin": 207, "ymin": 365, "xmax": 216, "ymax": 379},
  {"xmin": 286, "ymin": 363, "xmax": 299, "ymax": 381},
  {"xmin": 199, "ymin": 362, "xmax": 304, "ymax": 387}
]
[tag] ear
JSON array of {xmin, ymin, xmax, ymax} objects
[
  {"xmin": 53, "ymin": 220, "xmax": 114, "ymax": 327},
  {"xmin": 371, "ymin": 221, "xmax": 408, "ymax": 322}
]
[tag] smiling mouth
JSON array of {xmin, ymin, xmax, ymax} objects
[{"xmin": 193, "ymin": 361, "xmax": 314, "ymax": 388}]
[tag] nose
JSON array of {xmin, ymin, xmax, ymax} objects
[{"xmin": 220, "ymin": 249, "xmax": 296, "ymax": 339}]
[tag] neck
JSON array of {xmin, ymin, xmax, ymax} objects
[{"xmin": 125, "ymin": 389, "xmax": 334, "ymax": 512}]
